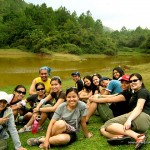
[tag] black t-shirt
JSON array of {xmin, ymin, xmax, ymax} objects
[
  {"xmin": 109, "ymin": 90, "xmax": 132, "ymax": 117},
  {"xmin": 129, "ymin": 88, "xmax": 150, "ymax": 115},
  {"xmin": 76, "ymin": 80, "xmax": 84, "ymax": 92}
]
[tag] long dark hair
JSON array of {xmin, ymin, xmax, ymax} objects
[
  {"xmin": 113, "ymin": 67, "xmax": 124, "ymax": 80},
  {"xmin": 14, "ymin": 85, "xmax": 26, "ymax": 93},
  {"xmin": 66, "ymin": 87, "xmax": 78, "ymax": 96},
  {"xmin": 83, "ymin": 75, "xmax": 94, "ymax": 92}
]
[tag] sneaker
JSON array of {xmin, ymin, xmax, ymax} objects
[{"xmin": 18, "ymin": 125, "xmax": 31, "ymax": 133}]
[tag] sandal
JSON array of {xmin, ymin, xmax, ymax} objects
[
  {"xmin": 107, "ymin": 135, "xmax": 131, "ymax": 145},
  {"xmin": 27, "ymin": 136, "xmax": 45, "ymax": 146},
  {"xmin": 135, "ymin": 134, "xmax": 147, "ymax": 149}
]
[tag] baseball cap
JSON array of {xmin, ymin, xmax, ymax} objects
[
  {"xmin": 99, "ymin": 77, "xmax": 110, "ymax": 82},
  {"xmin": 71, "ymin": 71, "xmax": 80, "ymax": 76},
  {"xmin": 0, "ymin": 91, "xmax": 8, "ymax": 103},
  {"xmin": 119, "ymin": 74, "xmax": 130, "ymax": 82}
]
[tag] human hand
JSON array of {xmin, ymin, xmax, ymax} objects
[
  {"xmin": 0, "ymin": 117, "xmax": 9, "ymax": 125},
  {"xmin": 17, "ymin": 147, "xmax": 27, "ymax": 150},
  {"xmin": 85, "ymin": 132, "xmax": 93, "ymax": 138},
  {"xmin": 33, "ymin": 107, "xmax": 39, "ymax": 113},
  {"xmin": 123, "ymin": 119, "xmax": 131, "ymax": 131}
]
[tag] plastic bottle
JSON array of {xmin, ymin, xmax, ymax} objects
[{"xmin": 31, "ymin": 119, "xmax": 39, "ymax": 134}]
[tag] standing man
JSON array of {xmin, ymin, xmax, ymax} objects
[{"xmin": 71, "ymin": 71, "xmax": 83, "ymax": 92}]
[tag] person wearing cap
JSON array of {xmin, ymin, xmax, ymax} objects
[
  {"xmin": 71, "ymin": 71, "xmax": 83, "ymax": 92},
  {"xmin": 29, "ymin": 66, "xmax": 52, "ymax": 95},
  {"xmin": 0, "ymin": 91, "xmax": 27, "ymax": 150},
  {"xmin": 100, "ymin": 73, "xmax": 150, "ymax": 149},
  {"xmin": 86, "ymin": 74, "xmax": 132, "ymax": 123},
  {"xmin": 112, "ymin": 67, "xmax": 124, "ymax": 80}
]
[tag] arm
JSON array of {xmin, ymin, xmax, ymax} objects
[
  {"xmin": 33, "ymin": 94, "xmax": 53, "ymax": 112},
  {"xmin": 43, "ymin": 119, "xmax": 56, "ymax": 149},
  {"xmin": 124, "ymin": 98, "xmax": 145, "ymax": 130},
  {"xmin": 39, "ymin": 98, "xmax": 65, "ymax": 113},
  {"xmin": 89, "ymin": 94, "xmax": 125, "ymax": 103},
  {"xmin": 6, "ymin": 109, "xmax": 23, "ymax": 150},
  {"xmin": 29, "ymin": 79, "xmax": 36, "ymax": 95},
  {"xmin": 79, "ymin": 91, "xmax": 93, "ymax": 99},
  {"xmin": 80, "ymin": 116, "xmax": 92, "ymax": 138}
]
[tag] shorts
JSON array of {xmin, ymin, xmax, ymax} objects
[
  {"xmin": 97, "ymin": 103, "xmax": 114, "ymax": 122},
  {"xmin": 68, "ymin": 132, "xmax": 77, "ymax": 144},
  {"xmin": 42, "ymin": 104, "xmax": 54, "ymax": 119},
  {"xmin": 102, "ymin": 112, "xmax": 150, "ymax": 132}
]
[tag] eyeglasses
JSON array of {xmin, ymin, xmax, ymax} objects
[
  {"xmin": 16, "ymin": 90, "xmax": 26, "ymax": 95},
  {"xmin": 129, "ymin": 79, "xmax": 139, "ymax": 83},
  {"xmin": 36, "ymin": 88, "xmax": 45, "ymax": 91}
]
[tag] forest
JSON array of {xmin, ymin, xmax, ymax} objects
[{"xmin": 0, "ymin": 0, "xmax": 150, "ymax": 55}]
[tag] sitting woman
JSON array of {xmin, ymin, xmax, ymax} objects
[
  {"xmin": 18, "ymin": 76, "xmax": 65, "ymax": 133},
  {"xmin": 0, "ymin": 91, "xmax": 27, "ymax": 150},
  {"xmin": 86, "ymin": 75, "xmax": 132, "ymax": 122},
  {"xmin": 7, "ymin": 85, "xmax": 27, "ymax": 121},
  {"xmin": 78, "ymin": 75, "xmax": 94, "ymax": 103},
  {"xmin": 92, "ymin": 73, "xmax": 105, "ymax": 94},
  {"xmin": 18, "ymin": 82, "xmax": 47, "ymax": 126},
  {"xmin": 27, "ymin": 87, "xmax": 92, "ymax": 149},
  {"xmin": 100, "ymin": 73, "xmax": 150, "ymax": 149},
  {"xmin": 112, "ymin": 67, "xmax": 124, "ymax": 80}
]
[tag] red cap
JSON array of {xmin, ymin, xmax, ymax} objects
[{"xmin": 119, "ymin": 74, "xmax": 130, "ymax": 82}]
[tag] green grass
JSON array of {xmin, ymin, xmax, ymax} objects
[{"xmin": 2, "ymin": 62, "xmax": 150, "ymax": 150}]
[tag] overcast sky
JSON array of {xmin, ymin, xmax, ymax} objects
[{"xmin": 24, "ymin": 0, "xmax": 150, "ymax": 30}]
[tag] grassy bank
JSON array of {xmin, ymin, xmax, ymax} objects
[{"xmin": 1, "ymin": 49, "xmax": 150, "ymax": 149}]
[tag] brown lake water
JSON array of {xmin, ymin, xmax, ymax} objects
[{"xmin": 0, "ymin": 54, "xmax": 150, "ymax": 88}]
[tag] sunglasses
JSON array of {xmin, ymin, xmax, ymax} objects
[
  {"xmin": 16, "ymin": 90, "xmax": 26, "ymax": 95},
  {"xmin": 36, "ymin": 88, "xmax": 45, "ymax": 91},
  {"xmin": 129, "ymin": 79, "xmax": 139, "ymax": 83}
]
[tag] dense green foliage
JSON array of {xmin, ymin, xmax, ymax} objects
[{"xmin": 0, "ymin": 0, "xmax": 150, "ymax": 55}]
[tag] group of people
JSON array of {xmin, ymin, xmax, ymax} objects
[{"xmin": 0, "ymin": 66, "xmax": 150, "ymax": 150}]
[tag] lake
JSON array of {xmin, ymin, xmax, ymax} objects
[{"xmin": 0, "ymin": 54, "xmax": 150, "ymax": 88}]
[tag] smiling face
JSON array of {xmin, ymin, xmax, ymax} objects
[
  {"xmin": 121, "ymin": 80, "xmax": 130, "ymax": 91},
  {"xmin": 66, "ymin": 91, "xmax": 79, "ymax": 108},
  {"xmin": 51, "ymin": 79, "xmax": 61, "ymax": 93},
  {"xmin": 129, "ymin": 75, "xmax": 142, "ymax": 91},
  {"xmin": 113, "ymin": 70, "xmax": 121, "ymax": 80},
  {"xmin": 92, "ymin": 76, "xmax": 100, "ymax": 86},
  {"xmin": 36, "ymin": 84, "xmax": 45, "ymax": 96},
  {"xmin": 14, "ymin": 87, "xmax": 26, "ymax": 101},
  {"xmin": 40, "ymin": 69, "xmax": 49, "ymax": 82},
  {"xmin": 84, "ymin": 78, "xmax": 91, "ymax": 87},
  {"xmin": 0, "ymin": 100, "xmax": 7, "ymax": 112}
]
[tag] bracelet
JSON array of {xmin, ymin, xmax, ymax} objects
[{"xmin": 41, "ymin": 99, "xmax": 46, "ymax": 105}]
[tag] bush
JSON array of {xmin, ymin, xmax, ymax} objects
[
  {"xmin": 103, "ymin": 49, "xmax": 116, "ymax": 56},
  {"xmin": 62, "ymin": 43, "xmax": 82, "ymax": 55}
]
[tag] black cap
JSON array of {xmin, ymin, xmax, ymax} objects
[
  {"xmin": 99, "ymin": 77, "xmax": 110, "ymax": 82},
  {"xmin": 71, "ymin": 72, "xmax": 80, "ymax": 76}
]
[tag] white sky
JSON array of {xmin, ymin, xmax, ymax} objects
[{"xmin": 24, "ymin": 0, "xmax": 150, "ymax": 30}]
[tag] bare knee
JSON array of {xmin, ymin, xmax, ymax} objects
[
  {"xmin": 100, "ymin": 127, "xmax": 106, "ymax": 135},
  {"xmin": 54, "ymin": 120, "xmax": 66, "ymax": 129}
]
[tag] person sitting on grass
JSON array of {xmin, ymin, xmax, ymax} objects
[
  {"xmin": 7, "ymin": 85, "xmax": 27, "ymax": 122},
  {"xmin": 27, "ymin": 87, "xmax": 93, "ymax": 149},
  {"xmin": 78, "ymin": 75, "xmax": 94, "ymax": 103},
  {"xmin": 0, "ymin": 91, "xmax": 27, "ymax": 150},
  {"xmin": 18, "ymin": 82, "xmax": 47, "ymax": 125},
  {"xmin": 18, "ymin": 76, "xmax": 65, "ymax": 133},
  {"xmin": 112, "ymin": 67, "xmax": 124, "ymax": 80},
  {"xmin": 100, "ymin": 73, "xmax": 150, "ymax": 149},
  {"xmin": 86, "ymin": 75, "xmax": 126, "ymax": 123},
  {"xmin": 29, "ymin": 66, "xmax": 52, "ymax": 95}
]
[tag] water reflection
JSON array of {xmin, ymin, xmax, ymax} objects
[{"xmin": 0, "ymin": 55, "xmax": 150, "ymax": 87}]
